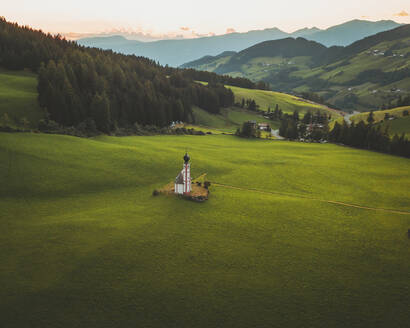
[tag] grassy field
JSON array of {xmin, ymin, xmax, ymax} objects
[
  {"xmin": 1, "ymin": 132, "xmax": 409, "ymax": 328},
  {"xmin": 0, "ymin": 69, "xmax": 44, "ymax": 127}
]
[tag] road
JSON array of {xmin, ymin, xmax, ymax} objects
[
  {"xmin": 211, "ymin": 182, "xmax": 410, "ymax": 216},
  {"xmin": 344, "ymin": 111, "xmax": 360, "ymax": 125},
  {"xmin": 271, "ymin": 129, "xmax": 284, "ymax": 140}
]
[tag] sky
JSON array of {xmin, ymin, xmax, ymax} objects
[{"xmin": 2, "ymin": 0, "xmax": 409, "ymax": 40}]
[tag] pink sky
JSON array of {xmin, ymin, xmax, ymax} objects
[{"xmin": 2, "ymin": 1, "xmax": 409, "ymax": 39}]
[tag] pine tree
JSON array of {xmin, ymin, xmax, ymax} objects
[
  {"xmin": 91, "ymin": 93, "xmax": 111, "ymax": 133},
  {"xmin": 367, "ymin": 111, "xmax": 375, "ymax": 124},
  {"xmin": 292, "ymin": 110, "xmax": 299, "ymax": 122}
]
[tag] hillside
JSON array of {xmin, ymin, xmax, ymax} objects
[
  {"xmin": 184, "ymin": 25, "xmax": 410, "ymax": 112},
  {"xmin": 190, "ymin": 83, "xmax": 342, "ymax": 132},
  {"xmin": 350, "ymin": 106, "xmax": 410, "ymax": 137},
  {"xmin": 0, "ymin": 62, "xmax": 336, "ymax": 136},
  {"xmin": 0, "ymin": 69, "xmax": 44, "ymax": 128},
  {"xmin": 0, "ymin": 17, "xmax": 247, "ymax": 133},
  {"xmin": 1, "ymin": 132, "xmax": 410, "ymax": 327},
  {"xmin": 181, "ymin": 51, "xmax": 237, "ymax": 72},
  {"xmin": 191, "ymin": 106, "xmax": 277, "ymax": 132},
  {"xmin": 224, "ymin": 84, "xmax": 343, "ymax": 117},
  {"xmin": 215, "ymin": 38, "xmax": 328, "ymax": 75},
  {"xmin": 77, "ymin": 20, "xmax": 401, "ymax": 67}
]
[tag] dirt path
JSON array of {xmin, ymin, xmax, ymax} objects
[{"xmin": 211, "ymin": 182, "xmax": 410, "ymax": 216}]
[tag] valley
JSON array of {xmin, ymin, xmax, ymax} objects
[{"xmin": 0, "ymin": 13, "xmax": 409, "ymax": 328}]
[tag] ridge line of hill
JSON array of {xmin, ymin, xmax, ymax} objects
[{"xmin": 77, "ymin": 19, "xmax": 403, "ymax": 67}]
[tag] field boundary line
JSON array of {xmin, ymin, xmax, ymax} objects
[{"xmin": 211, "ymin": 182, "xmax": 410, "ymax": 216}]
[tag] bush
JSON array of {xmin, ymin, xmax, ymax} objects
[
  {"xmin": 0, "ymin": 113, "xmax": 11, "ymax": 128},
  {"xmin": 38, "ymin": 119, "xmax": 60, "ymax": 132}
]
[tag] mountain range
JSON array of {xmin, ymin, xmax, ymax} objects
[
  {"xmin": 182, "ymin": 25, "xmax": 410, "ymax": 111},
  {"xmin": 77, "ymin": 20, "xmax": 402, "ymax": 67}
]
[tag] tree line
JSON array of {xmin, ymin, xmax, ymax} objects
[
  {"xmin": 277, "ymin": 108, "xmax": 410, "ymax": 157},
  {"xmin": 329, "ymin": 120, "xmax": 409, "ymax": 157},
  {"xmin": 0, "ymin": 17, "xmax": 235, "ymax": 132},
  {"xmin": 279, "ymin": 110, "xmax": 330, "ymax": 141},
  {"xmin": 176, "ymin": 68, "xmax": 264, "ymax": 90}
]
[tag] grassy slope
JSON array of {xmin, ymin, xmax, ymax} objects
[
  {"xmin": 195, "ymin": 37, "xmax": 410, "ymax": 112},
  {"xmin": 289, "ymin": 38, "xmax": 410, "ymax": 111},
  {"xmin": 351, "ymin": 106, "xmax": 410, "ymax": 137},
  {"xmin": 0, "ymin": 69, "xmax": 44, "ymax": 127},
  {"xmin": 192, "ymin": 106, "xmax": 278, "ymax": 132},
  {"xmin": 1, "ymin": 132, "xmax": 409, "ymax": 328},
  {"xmin": 225, "ymin": 85, "xmax": 341, "ymax": 118},
  {"xmin": 351, "ymin": 106, "xmax": 410, "ymax": 123},
  {"xmin": 189, "ymin": 54, "xmax": 233, "ymax": 72},
  {"xmin": 232, "ymin": 55, "xmax": 313, "ymax": 81},
  {"xmin": 382, "ymin": 115, "xmax": 410, "ymax": 137}
]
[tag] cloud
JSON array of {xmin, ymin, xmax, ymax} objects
[
  {"xmin": 226, "ymin": 28, "xmax": 236, "ymax": 34},
  {"xmin": 395, "ymin": 10, "xmax": 409, "ymax": 17},
  {"xmin": 65, "ymin": 26, "xmax": 217, "ymax": 41}
]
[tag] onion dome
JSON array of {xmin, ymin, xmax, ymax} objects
[{"xmin": 183, "ymin": 152, "xmax": 190, "ymax": 163}]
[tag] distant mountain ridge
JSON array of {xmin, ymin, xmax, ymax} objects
[
  {"xmin": 306, "ymin": 19, "xmax": 403, "ymax": 47},
  {"xmin": 182, "ymin": 25, "xmax": 410, "ymax": 112},
  {"xmin": 77, "ymin": 20, "xmax": 402, "ymax": 67}
]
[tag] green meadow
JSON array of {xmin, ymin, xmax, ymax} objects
[
  {"xmin": 0, "ymin": 69, "xmax": 44, "ymax": 127},
  {"xmin": 198, "ymin": 82, "xmax": 340, "ymax": 118},
  {"xmin": 1, "ymin": 132, "xmax": 409, "ymax": 327},
  {"xmin": 192, "ymin": 106, "xmax": 277, "ymax": 132},
  {"xmin": 381, "ymin": 115, "xmax": 410, "ymax": 138},
  {"xmin": 351, "ymin": 106, "xmax": 410, "ymax": 137},
  {"xmin": 225, "ymin": 85, "xmax": 339, "ymax": 116},
  {"xmin": 351, "ymin": 106, "xmax": 410, "ymax": 124}
]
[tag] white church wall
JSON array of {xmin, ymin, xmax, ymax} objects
[{"xmin": 175, "ymin": 184, "xmax": 184, "ymax": 194}]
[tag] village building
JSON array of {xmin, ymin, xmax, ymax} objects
[
  {"xmin": 258, "ymin": 122, "xmax": 271, "ymax": 131},
  {"xmin": 174, "ymin": 153, "xmax": 191, "ymax": 195}
]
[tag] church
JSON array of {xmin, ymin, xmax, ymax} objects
[{"xmin": 174, "ymin": 153, "xmax": 191, "ymax": 195}]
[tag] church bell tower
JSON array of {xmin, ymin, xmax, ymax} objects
[{"xmin": 183, "ymin": 152, "xmax": 191, "ymax": 194}]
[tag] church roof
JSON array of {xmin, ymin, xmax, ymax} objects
[
  {"xmin": 175, "ymin": 171, "xmax": 184, "ymax": 184},
  {"xmin": 184, "ymin": 152, "xmax": 190, "ymax": 163}
]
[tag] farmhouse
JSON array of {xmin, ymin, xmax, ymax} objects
[
  {"xmin": 258, "ymin": 123, "xmax": 270, "ymax": 131},
  {"xmin": 174, "ymin": 153, "xmax": 191, "ymax": 195}
]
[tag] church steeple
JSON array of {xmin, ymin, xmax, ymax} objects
[
  {"xmin": 174, "ymin": 152, "xmax": 192, "ymax": 195},
  {"xmin": 184, "ymin": 152, "xmax": 190, "ymax": 164}
]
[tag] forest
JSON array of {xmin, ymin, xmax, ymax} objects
[
  {"xmin": 0, "ymin": 17, "xmax": 243, "ymax": 132},
  {"xmin": 278, "ymin": 110, "xmax": 410, "ymax": 157}
]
